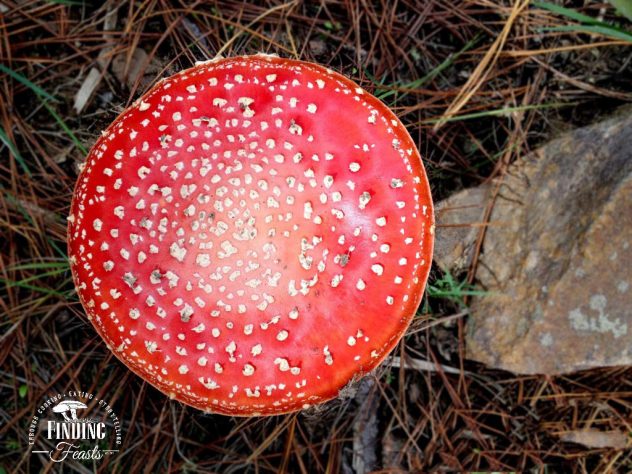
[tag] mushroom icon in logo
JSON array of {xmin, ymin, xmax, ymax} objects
[{"xmin": 52, "ymin": 400, "xmax": 87, "ymax": 422}]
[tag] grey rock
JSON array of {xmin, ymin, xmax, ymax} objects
[
  {"xmin": 434, "ymin": 184, "xmax": 490, "ymax": 273},
  {"xmin": 436, "ymin": 112, "xmax": 632, "ymax": 374}
]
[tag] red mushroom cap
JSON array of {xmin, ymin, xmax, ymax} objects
[{"xmin": 68, "ymin": 54, "xmax": 434, "ymax": 416}]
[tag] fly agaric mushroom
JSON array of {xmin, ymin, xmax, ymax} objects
[{"xmin": 68, "ymin": 54, "xmax": 434, "ymax": 416}]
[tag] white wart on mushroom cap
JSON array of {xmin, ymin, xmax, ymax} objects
[{"xmin": 68, "ymin": 54, "xmax": 434, "ymax": 416}]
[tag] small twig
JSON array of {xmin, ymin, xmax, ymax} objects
[
  {"xmin": 387, "ymin": 356, "xmax": 463, "ymax": 375},
  {"xmin": 216, "ymin": 1, "xmax": 298, "ymax": 57}
]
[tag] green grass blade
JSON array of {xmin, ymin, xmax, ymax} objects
[
  {"xmin": 2, "ymin": 268, "xmax": 70, "ymax": 287},
  {"xmin": 2, "ymin": 190, "xmax": 34, "ymax": 225},
  {"xmin": 2, "ymin": 191, "xmax": 69, "ymax": 258},
  {"xmin": 8, "ymin": 261, "xmax": 69, "ymax": 271},
  {"xmin": 0, "ymin": 277, "xmax": 72, "ymax": 297},
  {"xmin": 48, "ymin": 238, "xmax": 69, "ymax": 260},
  {"xmin": 1, "ymin": 64, "xmax": 86, "ymax": 155},
  {"xmin": 376, "ymin": 35, "xmax": 481, "ymax": 102},
  {"xmin": 544, "ymin": 24, "xmax": 632, "ymax": 42},
  {"xmin": 0, "ymin": 64, "xmax": 57, "ymax": 102},
  {"xmin": 427, "ymin": 288, "xmax": 488, "ymax": 298},
  {"xmin": 41, "ymin": 101, "xmax": 87, "ymax": 154},
  {"xmin": 533, "ymin": 1, "xmax": 606, "ymax": 25},
  {"xmin": 534, "ymin": 1, "xmax": 632, "ymax": 42},
  {"xmin": 0, "ymin": 126, "xmax": 31, "ymax": 176},
  {"xmin": 423, "ymin": 103, "xmax": 570, "ymax": 125}
]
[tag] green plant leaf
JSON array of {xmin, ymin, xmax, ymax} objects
[
  {"xmin": 426, "ymin": 271, "xmax": 488, "ymax": 307},
  {"xmin": 0, "ymin": 126, "xmax": 31, "ymax": 176}
]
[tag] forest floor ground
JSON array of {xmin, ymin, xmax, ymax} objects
[{"xmin": 1, "ymin": 1, "xmax": 632, "ymax": 472}]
